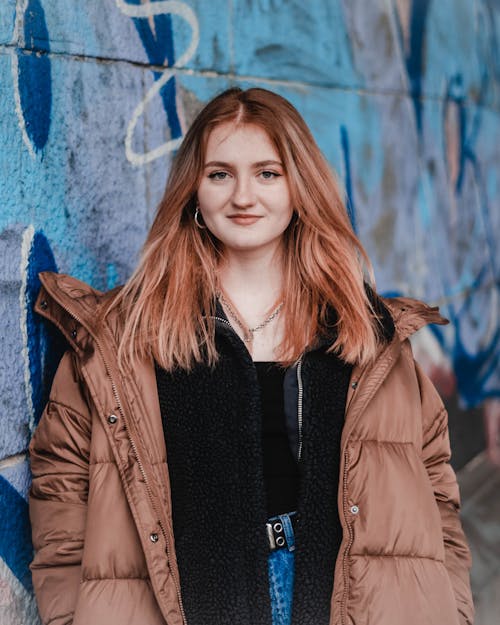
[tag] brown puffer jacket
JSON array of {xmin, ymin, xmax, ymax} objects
[{"xmin": 29, "ymin": 272, "xmax": 474, "ymax": 625}]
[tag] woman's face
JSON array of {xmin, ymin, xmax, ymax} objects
[{"xmin": 196, "ymin": 122, "xmax": 294, "ymax": 257}]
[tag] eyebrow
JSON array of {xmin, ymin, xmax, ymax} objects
[{"xmin": 204, "ymin": 159, "xmax": 284, "ymax": 169}]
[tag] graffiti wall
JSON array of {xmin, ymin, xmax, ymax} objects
[{"xmin": 0, "ymin": 1, "xmax": 498, "ymax": 623}]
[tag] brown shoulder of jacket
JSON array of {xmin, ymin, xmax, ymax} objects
[
  {"xmin": 35, "ymin": 271, "xmax": 123, "ymax": 345},
  {"xmin": 380, "ymin": 295, "xmax": 450, "ymax": 341}
]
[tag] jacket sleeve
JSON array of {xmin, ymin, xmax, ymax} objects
[
  {"xmin": 29, "ymin": 350, "xmax": 91, "ymax": 625},
  {"xmin": 414, "ymin": 359, "xmax": 474, "ymax": 625}
]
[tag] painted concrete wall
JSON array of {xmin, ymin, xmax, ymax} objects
[{"xmin": 0, "ymin": 1, "xmax": 498, "ymax": 623}]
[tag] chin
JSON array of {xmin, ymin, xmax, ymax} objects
[
  {"xmin": 209, "ymin": 228, "xmax": 286, "ymax": 255},
  {"xmin": 225, "ymin": 239, "xmax": 283, "ymax": 256}
]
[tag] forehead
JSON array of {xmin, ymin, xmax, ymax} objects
[{"xmin": 204, "ymin": 122, "xmax": 279, "ymax": 159}]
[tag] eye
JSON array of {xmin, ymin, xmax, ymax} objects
[
  {"xmin": 208, "ymin": 171, "xmax": 229, "ymax": 181},
  {"xmin": 259, "ymin": 170, "xmax": 281, "ymax": 180}
]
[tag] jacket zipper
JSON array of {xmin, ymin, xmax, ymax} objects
[
  {"xmin": 340, "ymin": 446, "xmax": 353, "ymax": 624},
  {"xmin": 296, "ymin": 356, "xmax": 304, "ymax": 462},
  {"xmin": 337, "ymin": 353, "xmax": 390, "ymax": 624},
  {"xmin": 98, "ymin": 347, "xmax": 188, "ymax": 625},
  {"xmin": 53, "ymin": 300, "xmax": 188, "ymax": 625}
]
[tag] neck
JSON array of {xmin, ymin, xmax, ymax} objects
[{"xmin": 217, "ymin": 245, "xmax": 284, "ymax": 307}]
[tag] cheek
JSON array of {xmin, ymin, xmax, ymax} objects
[
  {"xmin": 270, "ymin": 182, "xmax": 292, "ymax": 209},
  {"xmin": 273, "ymin": 191, "xmax": 293, "ymax": 221},
  {"xmin": 197, "ymin": 180, "xmax": 232, "ymax": 209},
  {"xmin": 277, "ymin": 199, "xmax": 294, "ymax": 232}
]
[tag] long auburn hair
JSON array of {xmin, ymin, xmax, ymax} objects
[{"xmin": 108, "ymin": 87, "xmax": 384, "ymax": 371}]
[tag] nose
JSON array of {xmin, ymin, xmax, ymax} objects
[{"xmin": 231, "ymin": 175, "xmax": 256, "ymax": 209}]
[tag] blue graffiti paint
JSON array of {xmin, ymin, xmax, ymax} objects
[
  {"xmin": 340, "ymin": 125, "xmax": 357, "ymax": 233},
  {"xmin": 443, "ymin": 74, "xmax": 467, "ymax": 194},
  {"xmin": 444, "ymin": 285, "xmax": 500, "ymax": 407},
  {"xmin": 443, "ymin": 65, "xmax": 498, "ymax": 303},
  {"xmin": 431, "ymin": 265, "xmax": 498, "ymax": 407},
  {"xmin": 25, "ymin": 231, "xmax": 64, "ymax": 427},
  {"xmin": 18, "ymin": 0, "xmax": 51, "ymax": 151},
  {"xmin": 128, "ymin": 0, "xmax": 182, "ymax": 139},
  {"xmin": 479, "ymin": 0, "xmax": 500, "ymax": 84},
  {"xmin": 466, "ymin": 155, "xmax": 498, "ymax": 280},
  {"xmin": 106, "ymin": 263, "xmax": 120, "ymax": 290},
  {"xmin": 380, "ymin": 290, "xmax": 404, "ymax": 299},
  {"xmin": 404, "ymin": 0, "xmax": 430, "ymax": 135},
  {"xmin": 392, "ymin": 2, "xmax": 498, "ymax": 407},
  {"xmin": 0, "ymin": 476, "xmax": 33, "ymax": 592}
]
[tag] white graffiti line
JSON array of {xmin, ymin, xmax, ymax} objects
[
  {"xmin": 13, "ymin": 0, "xmax": 29, "ymax": 47},
  {"xmin": 12, "ymin": 1, "xmax": 37, "ymax": 157},
  {"xmin": 0, "ymin": 453, "xmax": 27, "ymax": 471},
  {"xmin": 19, "ymin": 225, "xmax": 36, "ymax": 433},
  {"xmin": 0, "ymin": 560, "xmax": 41, "ymax": 624},
  {"xmin": 11, "ymin": 51, "xmax": 36, "ymax": 159},
  {"xmin": 116, "ymin": 1, "xmax": 199, "ymax": 67},
  {"xmin": 126, "ymin": 70, "xmax": 184, "ymax": 165},
  {"xmin": 115, "ymin": 0, "xmax": 200, "ymax": 165}
]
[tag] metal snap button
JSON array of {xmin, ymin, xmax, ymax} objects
[
  {"xmin": 71, "ymin": 329, "xmax": 77, "ymax": 339},
  {"xmin": 107, "ymin": 414, "xmax": 118, "ymax": 424},
  {"xmin": 150, "ymin": 533, "xmax": 159, "ymax": 543},
  {"xmin": 273, "ymin": 522, "xmax": 282, "ymax": 533},
  {"xmin": 40, "ymin": 300, "xmax": 48, "ymax": 310},
  {"xmin": 351, "ymin": 381, "xmax": 358, "ymax": 389},
  {"xmin": 350, "ymin": 505, "xmax": 359, "ymax": 515}
]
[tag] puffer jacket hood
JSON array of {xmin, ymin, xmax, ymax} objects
[{"xmin": 29, "ymin": 272, "xmax": 474, "ymax": 625}]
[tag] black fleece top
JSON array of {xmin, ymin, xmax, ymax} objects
[
  {"xmin": 155, "ymin": 337, "xmax": 353, "ymax": 625},
  {"xmin": 155, "ymin": 286, "xmax": 395, "ymax": 625},
  {"xmin": 254, "ymin": 361, "xmax": 299, "ymax": 517}
]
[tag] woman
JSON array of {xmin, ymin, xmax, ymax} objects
[{"xmin": 29, "ymin": 87, "xmax": 474, "ymax": 625}]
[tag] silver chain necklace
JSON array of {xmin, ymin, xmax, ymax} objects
[{"xmin": 216, "ymin": 290, "xmax": 283, "ymax": 343}]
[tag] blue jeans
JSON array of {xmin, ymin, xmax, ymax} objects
[{"xmin": 267, "ymin": 511, "xmax": 296, "ymax": 625}]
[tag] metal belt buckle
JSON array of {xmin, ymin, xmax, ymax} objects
[{"xmin": 266, "ymin": 519, "xmax": 288, "ymax": 551}]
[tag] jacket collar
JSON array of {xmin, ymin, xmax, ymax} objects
[
  {"xmin": 381, "ymin": 294, "xmax": 449, "ymax": 340},
  {"xmin": 35, "ymin": 272, "xmax": 115, "ymax": 354}
]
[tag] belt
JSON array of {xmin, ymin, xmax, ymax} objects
[{"xmin": 266, "ymin": 511, "xmax": 299, "ymax": 551}]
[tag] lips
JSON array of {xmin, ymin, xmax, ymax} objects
[{"xmin": 227, "ymin": 215, "xmax": 262, "ymax": 225}]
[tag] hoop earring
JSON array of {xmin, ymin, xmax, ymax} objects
[{"xmin": 194, "ymin": 207, "xmax": 207, "ymax": 229}]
